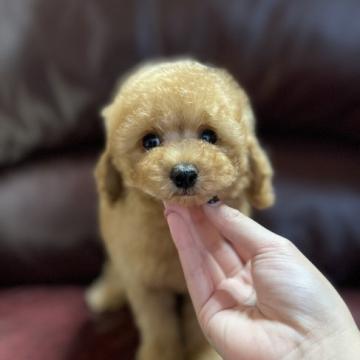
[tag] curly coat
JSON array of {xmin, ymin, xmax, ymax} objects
[{"xmin": 86, "ymin": 59, "xmax": 274, "ymax": 360}]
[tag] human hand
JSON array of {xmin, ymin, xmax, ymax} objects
[{"xmin": 164, "ymin": 202, "xmax": 360, "ymax": 360}]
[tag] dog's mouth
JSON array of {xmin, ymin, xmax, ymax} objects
[
  {"xmin": 178, "ymin": 188, "xmax": 196, "ymax": 196},
  {"xmin": 170, "ymin": 190, "xmax": 219, "ymax": 205}
]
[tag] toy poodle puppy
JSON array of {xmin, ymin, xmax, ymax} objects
[{"xmin": 86, "ymin": 59, "xmax": 274, "ymax": 360}]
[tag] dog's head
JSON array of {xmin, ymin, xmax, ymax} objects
[{"xmin": 96, "ymin": 60, "xmax": 274, "ymax": 208}]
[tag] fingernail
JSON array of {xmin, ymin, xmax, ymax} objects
[{"xmin": 207, "ymin": 196, "xmax": 220, "ymax": 206}]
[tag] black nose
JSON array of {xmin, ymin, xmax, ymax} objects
[{"xmin": 170, "ymin": 164, "xmax": 198, "ymax": 189}]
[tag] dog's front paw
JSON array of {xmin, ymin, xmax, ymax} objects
[
  {"xmin": 85, "ymin": 279, "xmax": 126, "ymax": 313},
  {"xmin": 136, "ymin": 342, "xmax": 183, "ymax": 360},
  {"xmin": 189, "ymin": 345, "xmax": 221, "ymax": 360}
]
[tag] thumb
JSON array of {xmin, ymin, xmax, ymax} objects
[{"xmin": 203, "ymin": 203, "xmax": 284, "ymax": 261}]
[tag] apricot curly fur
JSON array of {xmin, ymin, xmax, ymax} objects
[{"xmin": 86, "ymin": 59, "xmax": 275, "ymax": 360}]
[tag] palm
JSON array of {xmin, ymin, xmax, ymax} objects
[
  {"xmin": 193, "ymin": 232, "xmax": 299, "ymax": 359},
  {"xmin": 167, "ymin": 206, "xmax": 318, "ymax": 359},
  {"xmin": 166, "ymin": 204, "xmax": 360, "ymax": 360},
  {"xmin": 198, "ymin": 254, "xmax": 303, "ymax": 360}
]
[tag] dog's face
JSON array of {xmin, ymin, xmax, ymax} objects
[{"xmin": 97, "ymin": 61, "xmax": 274, "ymax": 208}]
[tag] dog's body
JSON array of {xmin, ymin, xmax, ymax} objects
[
  {"xmin": 101, "ymin": 189, "xmax": 186, "ymax": 293},
  {"xmin": 86, "ymin": 60, "xmax": 274, "ymax": 360}
]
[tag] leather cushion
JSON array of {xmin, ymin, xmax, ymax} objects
[{"xmin": 1, "ymin": 0, "xmax": 359, "ymax": 165}]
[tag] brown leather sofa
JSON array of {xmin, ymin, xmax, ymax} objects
[{"xmin": 0, "ymin": 1, "xmax": 359, "ymax": 359}]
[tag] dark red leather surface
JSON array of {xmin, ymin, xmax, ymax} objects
[
  {"xmin": 0, "ymin": 1, "xmax": 359, "ymax": 356},
  {"xmin": 257, "ymin": 140, "xmax": 360, "ymax": 287},
  {"xmin": 0, "ymin": 153, "xmax": 103, "ymax": 285},
  {"xmin": 0, "ymin": 287, "xmax": 138, "ymax": 360},
  {"xmin": 1, "ymin": 0, "xmax": 360, "ymax": 165},
  {"xmin": 0, "ymin": 141, "xmax": 358, "ymax": 287},
  {"xmin": 0, "ymin": 287, "xmax": 357, "ymax": 360}
]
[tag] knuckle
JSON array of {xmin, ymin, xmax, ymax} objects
[{"xmin": 272, "ymin": 236, "xmax": 295, "ymax": 253}]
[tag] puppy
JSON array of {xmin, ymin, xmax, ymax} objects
[{"xmin": 86, "ymin": 59, "xmax": 274, "ymax": 360}]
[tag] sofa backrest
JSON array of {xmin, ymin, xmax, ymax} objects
[{"xmin": 0, "ymin": 0, "xmax": 359, "ymax": 167}]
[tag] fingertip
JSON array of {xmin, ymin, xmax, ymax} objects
[
  {"xmin": 207, "ymin": 195, "xmax": 221, "ymax": 205},
  {"xmin": 163, "ymin": 201, "xmax": 180, "ymax": 212},
  {"xmin": 163, "ymin": 201, "xmax": 189, "ymax": 219},
  {"xmin": 203, "ymin": 202, "xmax": 242, "ymax": 221},
  {"xmin": 204, "ymin": 203, "xmax": 266, "ymax": 235}
]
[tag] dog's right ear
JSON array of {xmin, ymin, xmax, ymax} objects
[
  {"xmin": 95, "ymin": 102, "xmax": 124, "ymax": 203},
  {"xmin": 94, "ymin": 151, "xmax": 123, "ymax": 204},
  {"xmin": 101, "ymin": 104, "xmax": 114, "ymax": 134}
]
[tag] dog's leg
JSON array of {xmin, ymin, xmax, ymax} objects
[
  {"xmin": 127, "ymin": 287, "xmax": 183, "ymax": 360},
  {"xmin": 85, "ymin": 260, "xmax": 126, "ymax": 313},
  {"xmin": 182, "ymin": 296, "xmax": 221, "ymax": 360}
]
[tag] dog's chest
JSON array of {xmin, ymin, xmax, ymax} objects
[
  {"xmin": 104, "ymin": 202, "xmax": 186, "ymax": 292},
  {"xmin": 136, "ymin": 229, "xmax": 186, "ymax": 292}
]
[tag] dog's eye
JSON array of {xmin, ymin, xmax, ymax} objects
[
  {"xmin": 200, "ymin": 129, "xmax": 217, "ymax": 144},
  {"xmin": 142, "ymin": 133, "xmax": 161, "ymax": 150}
]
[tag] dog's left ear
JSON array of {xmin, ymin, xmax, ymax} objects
[{"xmin": 243, "ymin": 107, "xmax": 275, "ymax": 209}]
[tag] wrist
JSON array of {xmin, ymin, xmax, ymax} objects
[{"xmin": 287, "ymin": 327, "xmax": 360, "ymax": 360}]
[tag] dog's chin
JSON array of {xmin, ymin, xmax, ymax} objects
[
  {"xmin": 142, "ymin": 188, "xmax": 215, "ymax": 206},
  {"xmin": 164, "ymin": 190, "xmax": 220, "ymax": 206},
  {"xmin": 139, "ymin": 184, "xmax": 221, "ymax": 206},
  {"xmin": 168, "ymin": 194, "xmax": 209, "ymax": 207}
]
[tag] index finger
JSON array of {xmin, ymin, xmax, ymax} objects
[{"xmin": 164, "ymin": 205, "xmax": 216, "ymax": 313}]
